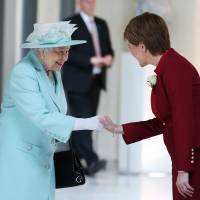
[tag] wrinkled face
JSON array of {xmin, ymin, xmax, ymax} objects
[
  {"xmin": 41, "ymin": 47, "xmax": 70, "ymax": 71},
  {"xmin": 127, "ymin": 42, "xmax": 147, "ymax": 67},
  {"xmin": 79, "ymin": 0, "xmax": 96, "ymax": 16}
]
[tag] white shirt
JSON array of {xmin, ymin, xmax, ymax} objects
[{"xmin": 80, "ymin": 11, "xmax": 94, "ymax": 33}]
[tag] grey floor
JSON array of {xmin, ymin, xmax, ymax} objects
[{"xmin": 55, "ymin": 162, "xmax": 172, "ymax": 200}]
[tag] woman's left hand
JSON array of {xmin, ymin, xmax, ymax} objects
[{"xmin": 176, "ymin": 171, "xmax": 194, "ymax": 198}]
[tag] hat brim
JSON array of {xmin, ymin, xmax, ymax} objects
[{"xmin": 21, "ymin": 40, "xmax": 86, "ymax": 49}]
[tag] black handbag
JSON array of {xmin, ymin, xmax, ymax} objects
[{"xmin": 54, "ymin": 142, "xmax": 85, "ymax": 188}]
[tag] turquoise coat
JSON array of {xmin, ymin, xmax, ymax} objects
[{"xmin": 0, "ymin": 51, "xmax": 75, "ymax": 200}]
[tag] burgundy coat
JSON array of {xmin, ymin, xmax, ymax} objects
[{"xmin": 122, "ymin": 48, "xmax": 200, "ymax": 171}]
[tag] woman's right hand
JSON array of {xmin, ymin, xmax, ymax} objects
[
  {"xmin": 176, "ymin": 171, "xmax": 194, "ymax": 198},
  {"xmin": 100, "ymin": 116, "xmax": 123, "ymax": 134}
]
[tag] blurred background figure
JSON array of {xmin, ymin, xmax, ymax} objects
[{"xmin": 62, "ymin": 0, "xmax": 114, "ymax": 176}]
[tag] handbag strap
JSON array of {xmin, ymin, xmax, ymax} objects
[
  {"xmin": 68, "ymin": 139, "xmax": 83, "ymax": 171},
  {"xmin": 68, "ymin": 139, "xmax": 73, "ymax": 150}
]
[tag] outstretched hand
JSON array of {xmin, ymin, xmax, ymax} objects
[{"xmin": 100, "ymin": 116, "xmax": 123, "ymax": 134}]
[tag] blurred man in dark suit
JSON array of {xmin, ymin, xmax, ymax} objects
[{"xmin": 62, "ymin": 0, "xmax": 114, "ymax": 176}]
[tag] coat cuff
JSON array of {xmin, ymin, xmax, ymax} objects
[
  {"xmin": 122, "ymin": 124, "xmax": 135, "ymax": 144},
  {"xmin": 173, "ymin": 148, "xmax": 196, "ymax": 172}
]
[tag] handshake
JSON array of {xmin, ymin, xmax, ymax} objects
[{"xmin": 73, "ymin": 116, "xmax": 124, "ymax": 134}]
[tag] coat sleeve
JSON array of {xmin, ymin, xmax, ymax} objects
[
  {"xmin": 163, "ymin": 63, "xmax": 195, "ymax": 171},
  {"xmin": 100, "ymin": 20, "xmax": 114, "ymax": 57},
  {"xmin": 9, "ymin": 64, "xmax": 75, "ymax": 143},
  {"xmin": 122, "ymin": 118, "xmax": 164, "ymax": 144},
  {"xmin": 66, "ymin": 48, "xmax": 93, "ymax": 71}
]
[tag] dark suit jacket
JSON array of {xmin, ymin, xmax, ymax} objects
[
  {"xmin": 122, "ymin": 48, "xmax": 200, "ymax": 171},
  {"xmin": 62, "ymin": 14, "xmax": 114, "ymax": 93}
]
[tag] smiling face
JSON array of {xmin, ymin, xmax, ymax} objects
[{"xmin": 40, "ymin": 47, "xmax": 70, "ymax": 72}]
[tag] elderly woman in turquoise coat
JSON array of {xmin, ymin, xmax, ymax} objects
[{"xmin": 0, "ymin": 21, "xmax": 104, "ymax": 200}]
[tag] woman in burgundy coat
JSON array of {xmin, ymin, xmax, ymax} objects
[{"xmin": 101, "ymin": 12, "xmax": 200, "ymax": 199}]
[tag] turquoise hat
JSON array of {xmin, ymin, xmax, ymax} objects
[{"xmin": 21, "ymin": 21, "xmax": 86, "ymax": 48}]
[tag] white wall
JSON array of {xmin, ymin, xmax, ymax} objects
[
  {"xmin": 194, "ymin": 0, "xmax": 200, "ymax": 70},
  {"xmin": 170, "ymin": 0, "xmax": 200, "ymax": 70},
  {"xmin": 37, "ymin": 0, "xmax": 60, "ymax": 23},
  {"xmin": 169, "ymin": 1, "xmax": 194, "ymax": 60}
]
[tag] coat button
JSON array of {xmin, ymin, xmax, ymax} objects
[
  {"xmin": 191, "ymin": 160, "xmax": 194, "ymax": 164},
  {"xmin": 191, "ymin": 152, "xmax": 194, "ymax": 155},
  {"xmin": 191, "ymin": 156, "xmax": 194, "ymax": 159},
  {"xmin": 191, "ymin": 148, "xmax": 194, "ymax": 152},
  {"xmin": 27, "ymin": 144, "xmax": 32, "ymax": 151},
  {"xmin": 45, "ymin": 164, "xmax": 50, "ymax": 170},
  {"xmin": 163, "ymin": 122, "xmax": 165, "ymax": 125}
]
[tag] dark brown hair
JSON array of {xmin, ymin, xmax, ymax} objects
[{"xmin": 124, "ymin": 12, "xmax": 170, "ymax": 56}]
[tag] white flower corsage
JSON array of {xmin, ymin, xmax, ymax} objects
[{"xmin": 147, "ymin": 75, "xmax": 157, "ymax": 88}]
